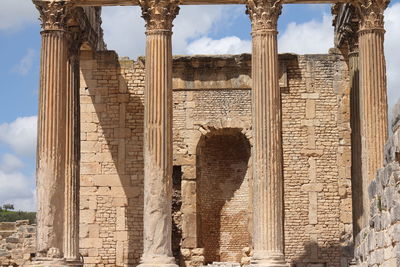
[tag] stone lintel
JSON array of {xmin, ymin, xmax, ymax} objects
[{"xmin": 59, "ymin": 0, "xmax": 350, "ymax": 7}]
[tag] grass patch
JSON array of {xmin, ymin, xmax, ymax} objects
[{"xmin": 0, "ymin": 210, "xmax": 36, "ymax": 224}]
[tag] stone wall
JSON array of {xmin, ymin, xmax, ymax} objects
[
  {"xmin": 78, "ymin": 51, "xmax": 352, "ymax": 267},
  {"xmin": 0, "ymin": 221, "xmax": 36, "ymax": 266},
  {"xmin": 354, "ymin": 102, "xmax": 400, "ymax": 267}
]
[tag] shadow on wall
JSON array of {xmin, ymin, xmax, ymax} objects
[
  {"xmin": 196, "ymin": 128, "xmax": 251, "ymax": 264},
  {"xmin": 80, "ymin": 50, "xmax": 144, "ymax": 266},
  {"xmin": 290, "ymin": 241, "xmax": 352, "ymax": 267}
]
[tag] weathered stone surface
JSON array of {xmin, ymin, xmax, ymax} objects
[{"xmin": 354, "ymin": 100, "xmax": 400, "ymax": 267}]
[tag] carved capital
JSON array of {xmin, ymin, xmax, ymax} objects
[
  {"xmin": 67, "ymin": 28, "xmax": 84, "ymax": 56},
  {"xmin": 246, "ymin": 0, "xmax": 283, "ymax": 33},
  {"xmin": 35, "ymin": 1, "xmax": 73, "ymax": 31},
  {"xmin": 352, "ymin": 0, "xmax": 390, "ymax": 31},
  {"xmin": 348, "ymin": 31, "xmax": 359, "ymax": 54},
  {"xmin": 139, "ymin": 0, "xmax": 180, "ymax": 32}
]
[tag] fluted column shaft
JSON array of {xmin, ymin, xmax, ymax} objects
[
  {"xmin": 63, "ymin": 46, "xmax": 81, "ymax": 262},
  {"xmin": 36, "ymin": 28, "xmax": 68, "ymax": 259},
  {"xmin": 246, "ymin": 1, "xmax": 287, "ymax": 266},
  {"xmin": 34, "ymin": 2, "xmax": 82, "ymax": 265},
  {"xmin": 354, "ymin": 0, "xmax": 389, "ymax": 228},
  {"xmin": 349, "ymin": 48, "xmax": 363, "ymax": 237},
  {"xmin": 139, "ymin": 1, "xmax": 180, "ymax": 266}
]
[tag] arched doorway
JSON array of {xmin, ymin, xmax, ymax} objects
[{"xmin": 196, "ymin": 128, "xmax": 251, "ymax": 263}]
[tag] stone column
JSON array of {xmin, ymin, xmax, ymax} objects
[
  {"xmin": 33, "ymin": 1, "xmax": 82, "ymax": 266},
  {"xmin": 63, "ymin": 30, "xmax": 82, "ymax": 265},
  {"xmin": 138, "ymin": 1, "xmax": 180, "ymax": 266},
  {"xmin": 348, "ymin": 35, "xmax": 363, "ymax": 236},
  {"xmin": 246, "ymin": 1, "xmax": 287, "ymax": 266},
  {"xmin": 353, "ymin": 0, "xmax": 390, "ymax": 228}
]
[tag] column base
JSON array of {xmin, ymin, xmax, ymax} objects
[
  {"xmin": 250, "ymin": 263, "xmax": 288, "ymax": 267},
  {"xmin": 250, "ymin": 251, "xmax": 288, "ymax": 267},
  {"xmin": 138, "ymin": 264, "xmax": 179, "ymax": 267},
  {"xmin": 249, "ymin": 261, "xmax": 290, "ymax": 267},
  {"xmin": 138, "ymin": 255, "xmax": 178, "ymax": 267}
]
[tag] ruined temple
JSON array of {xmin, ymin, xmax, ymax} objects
[{"xmin": 11, "ymin": 0, "xmax": 398, "ymax": 267}]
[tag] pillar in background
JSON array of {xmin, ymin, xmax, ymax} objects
[
  {"xmin": 138, "ymin": 0, "xmax": 180, "ymax": 266},
  {"xmin": 33, "ymin": 1, "xmax": 82, "ymax": 265},
  {"xmin": 353, "ymin": 0, "xmax": 390, "ymax": 229},
  {"xmin": 345, "ymin": 25, "xmax": 363, "ymax": 238},
  {"xmin": 63, "ymin": 29, "xmax": 82, "ymax": 264},
  {"xmin": 246, "ymin": 0, "xmax": 287, "ymax": 266}
]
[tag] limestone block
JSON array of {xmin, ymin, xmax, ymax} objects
[
  {"xmin": 391, "ymin": 222, "xmax": 400, "ymax": 243},
  {"xmin": 92, "ymin": 175, "xmax": 126, "ymax": 187},
  {"xmin": 382, "ymin": 258, "xmax": 397, "ymax": 267},
  {"xmin": 191, "ymin": 248, "xmax": 204, "ymax": 256},
  {"xmin": 88, "ymin": 248, "xmax": 99, "ymax": 257},
  {"xmin": 340, "ymin": 210, "xmax": 352, "ymax": 224},
  {"xmin": 383, "ymin": 246, "xmax": 392, "ymax": 261},
  {"xmin": 88, "ymin": 224, "xmax": 100, "ymax": 238},
  {"xmin": 116, "ymin": 208, "xmax": 126, "ymax": 231},
  {"xmin": 115, "ymin": 231, "xmax": 128, "ymax": 241},
  {"xmin": 181, "ymin": 181, "xmax": 196, "ymax": 213},
  {"xmin": 116, "ymin": 241, "xmax": 125, "ymax": 266},
  {"xmin": 382, "ymin": 187, "xmax": 396, "ymax": 210},
  {"xmin": 368, "ymin": 231, "xmax": 376, "ymax": 253},
  {"xmin": 87, "ymin": 132, "xmax": 99, "ymax": 141},
  {"xmin": 81, "ymin": 209, "xmax": 96, "ymax": 224},
  {"xmin": 182, "ymin": 213, "xmax": 197, "ymax": 248},
  {"xmin": 114, "ymin": 128, "xmax": 131, "ymax": 138},
  {"xmin": 80, "ymin": 238, "xmax": 103, "ymax": 249},
  {"xmin": 118, "ymin": 94, "xmax": 130, "ymax": 103},
  {"xmin": 375, "ymin": 231, "xmax": 385, "ymax": 248},
  {"xmin": 301, "ymin": 93, "xmax": 320, "ymax": 99},
  {"xmin": 368, "ymin": 180, "xmax": 378, "ymax": 201},
  {"xmin": 300, "ymin": 148, "xmax": 323, "ymax": 157},
  {"xmin": 81, "ymin": 162, "xmax": 102, "ymax": 175},
  {"xmin": 301, "ymin": 183, "xmax": 323, "ymax": 192},
  {"xmin": 80, "ymin": 224, "xmax": 89, "ymax": 238},
  {"xmin": 390, "ymin": 203, "xmax": 400, "ymax": 224},
  {"xmin": 81, "ymin": 123, "xmax": 98, "ymax": 132},
  {"xmin": 182, "ymin": 165, "xmax": 196, "ymax": 180},
  {"xmin": 112, "ymin": 197, "xmax": 128, "ymax": 207},
  {"xmin": 305, "ymin": 100, "xmax": 316, "ymax": 119},
  {"xmin": 81, "ymin": 141, "xmax": 101, "ymax": 153},
  {"xmin": 81, "ymin": 103, "xmax": 106, "ymax": 113},
  {"xmin": 301, "ymin": 119, "xmax": 320, "ymax": 127},
  {"xmin": 174, "ymin": 155, "xmax": 196, "ymax": 166}
]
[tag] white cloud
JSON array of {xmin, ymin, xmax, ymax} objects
[
  {"xmin": 12, "ymin": 49, "xmax": 35, "ymax": 75},
  {"xmin": 0, "ymin": 154, "xmax": 24, "ymax": 173},
  {"xmin": 101, "ymin": 6, "xmax": 145, "ymax": 59},
  {"xmin": 0, "ymin": 116, "xmax": 37, "ymax": 156},
  {"xmin": 0, "ymin": 0, "xmax": 38, "ymax": 31},
  {"xmin": 101, "ymin": 5, "xmax": 240, "ymax": 58},
  {"xmin": 173, "ymin": 6, "xmax": 235, "ymax": 54},
  {"xmin": 0, "ymin": 170, "xmax": 35, "ymax": 211},
  {"xmin": 385, "ymin": 3, "xmax": 400, "ymax": 116},
  {"xmin": 278, "ymin": 13, "xmax": 334, "ymax": 54},
  {"xmin": 0, "ymin": 116, "xmax": 37, "ymax": 211},
  {"xmin": 187, "ymin": 36, "xmax": 251, "ymax": 55}
]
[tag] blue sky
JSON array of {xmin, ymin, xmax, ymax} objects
[{"xmin": 0, "ymin": 0, "xmax": 399, "ymax": 211}]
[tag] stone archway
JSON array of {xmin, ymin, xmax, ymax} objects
[{"xmin": 196, "ymin": 128, "xmax": 251, "ymax": 264}]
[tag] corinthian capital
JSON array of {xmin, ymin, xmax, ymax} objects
[
  {"xmin": 139, "ymin": 0, "xmax": 180, "ymax": 32},
  {"xmin": 246, "ymin": 0, "xmax": 283, "ymax": 32},
  {"xmin": 352, "ymin": 0, "xmax": 390, "ymax": 31},
  {"xmin": 35, "ymin": 1, "xmax": 73, "ymax": 31}
]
